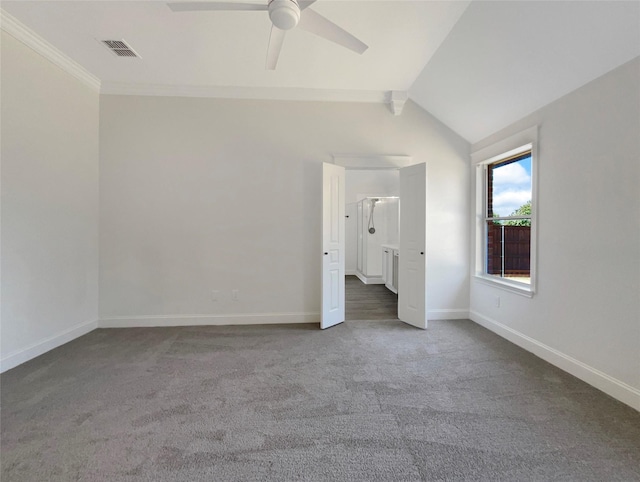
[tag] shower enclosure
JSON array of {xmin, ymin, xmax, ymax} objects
[{"xmin": 355, "ymin": 197, "xmax": 399, "ymax": 284}]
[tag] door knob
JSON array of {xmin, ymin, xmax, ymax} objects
[{"xmin": 324, "ymin": 252, "xmax": 328, "ymax": 255}]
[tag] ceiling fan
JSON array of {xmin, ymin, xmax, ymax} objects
[{"xmin": 167, "ymin": 0, "xmax": 368, "ymax": 69}]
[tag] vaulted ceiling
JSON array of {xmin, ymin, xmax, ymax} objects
[
  {"xmin": 2, "ymin": 1, "xmax": 639, "ymax": 143},
  {"xmin": 409, "ymin": 0, "xmax": 640, "ymax": 142}
]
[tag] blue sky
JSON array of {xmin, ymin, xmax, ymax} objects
[{"xmin": 492, "ymin": 156, "xmax": 532, "ymax": 217}]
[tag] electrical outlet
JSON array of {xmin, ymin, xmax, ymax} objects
[
  {"xmin": 232, "ymin": 289, "xmax": 239, "ymax": 301},
  {"xmin": 495, "ymin": 296, "xmax": 501, "ymax": 308},
  {"xmin": 211, "ymin": 290, "xmax": 219, "ymax": 302}
]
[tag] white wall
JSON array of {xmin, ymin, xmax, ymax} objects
[
  {"xmin": 469, "ymin": 57, "xmax": 640, "ymax": 409},
  {"xmin": 346, "ymin": 170, "xmax": 399, "ymax": 205},
  {"xmin": 99, "ymin": 97, "xmax": 470, "ymax": 325},
  {"xmin": 0, "ymin": 32, "xmax": 100, "ymax": 371}
]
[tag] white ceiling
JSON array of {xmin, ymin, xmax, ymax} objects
[
  {"xmin": 0, "ymin": 1, "xmax": 469, "ymax": 93},
  {"xmin": 409, "ymin": 0, "xmax": 640, "ymax": 143},
  {"xmin": 2, "ymin": 0, "xmax": 639, "ymax": 143}
]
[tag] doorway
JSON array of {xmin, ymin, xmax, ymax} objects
[
  {"xmin": 321, "ymin": 160, "xmax": 426, "ymax": 330},
  {"xmin": 345, "ymin": 170, "xmax": 400, "ymax": 321}
]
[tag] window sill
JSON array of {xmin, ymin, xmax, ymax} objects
[{"xmin": 474, "ymin": 274, "xmax": 535, "ymax": 298}]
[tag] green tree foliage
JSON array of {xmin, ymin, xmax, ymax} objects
[{"xmin": 504, "ymin": 200, "xmax": 531, "ymax": 226}]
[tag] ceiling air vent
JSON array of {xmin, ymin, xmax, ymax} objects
[{"xmin": 101, "ymin": 39, "xmax": 140, "ymax": 58}]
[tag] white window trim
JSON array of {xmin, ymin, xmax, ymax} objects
[{"xmin": 471, "ymin": 126, "xmax": 538, "ymax": 297}]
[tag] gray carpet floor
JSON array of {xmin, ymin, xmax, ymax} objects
[{"xmin": 1, "ymin": 320, "xmax": 639, "ymax": 481}]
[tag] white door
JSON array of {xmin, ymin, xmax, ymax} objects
[
  {"xmin": 398, "ymin": 163, "xmax": 427, "ymax": 329},
  {"xmin": 321, "ymin": 162, "xmax": 345, "ymax": 329}
]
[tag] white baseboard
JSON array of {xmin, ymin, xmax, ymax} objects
[
  {"xmin": 100, "ymin": 312, "xmax": 320, "ymax": 328},
  {"xmin": 427, "ymin": 309, "xmax": 469, "ymax": 320},
  {"xmin": 355, "ymin": 272, "xmax": 384, "ymax": 285},
  {"xmin": 469, "ymin": 310, "xmax": 640, "ymax": 411},
  {"xmin": 0, "ymin": 319, "xmax": 99, "ymax": 373},
  {"xmin": 346, "ymin": 269, "xmax": 357, "ymax": 276}
]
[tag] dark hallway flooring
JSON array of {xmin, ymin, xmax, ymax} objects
[{"xmin": 345, "ymin": 275, "xmax": 398, "ymax": 321}]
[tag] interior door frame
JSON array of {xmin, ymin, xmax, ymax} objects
[{"xmin": 323, "ymin": 155, "xmax": 426, "ymax": 328}]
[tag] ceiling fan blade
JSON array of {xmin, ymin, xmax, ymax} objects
[
  {"xmin": 298, "ymin": 0, "xmax": 318, "ymax": 10},
  {"xmin": 168, "ymin": 2, "xmax": 267, "ymax": 12},
  {"xmin": 298, "ymin": 7, "xmax": 368, "ymax": 54},
  {"xmin": 266, "ymin": 25, "xmax": 286, "ymax": 70}
]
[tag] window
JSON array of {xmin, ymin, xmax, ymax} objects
[
  {"xmin": 485, "ymin": 151, "xmax": 532, "ymax": 284},
  {"xmin": 472, "ymin": 127, "xmax": 537, "ymax": 296}
]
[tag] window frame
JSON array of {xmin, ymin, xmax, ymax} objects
[{"xmin": 472, "ymin": 127, "xmax": 538, "ymax": 297}]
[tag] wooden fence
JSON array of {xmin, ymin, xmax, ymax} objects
[{"xmin": 487, "ymin": 223, "xmax": 530, "ymax": 277}]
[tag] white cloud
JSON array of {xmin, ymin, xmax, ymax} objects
[
  {"xmin": 491, "ymin": 162, "xmax": 531, "ymax": 216},
  {"xmin": 493, "ymin": 189, "xmax": 531, "ymax": 217},
  {"xmin": 493, "ymin": 163, "xmax": 530, "ymax": 188}
]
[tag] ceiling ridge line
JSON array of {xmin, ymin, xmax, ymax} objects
[{"xmin": 0, "ymin": 9, "xmax": 101, "ymax": 92}]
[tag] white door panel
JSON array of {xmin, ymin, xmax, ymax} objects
[
  {"xmin": 321, "ymin": 163, "xmax": 345, "ymax": 329},
  {"xmin": 398, "ymin": 163, "xmax": 427, "ymax": 329}
]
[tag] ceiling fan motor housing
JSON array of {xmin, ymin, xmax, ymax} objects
[{"xmin": 269, "ymin": 0, "xmax": 300, "ymax": 30}]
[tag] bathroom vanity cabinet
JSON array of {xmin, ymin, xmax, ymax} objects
[{"xmin": 381, "ymin": 244, "xmax": 399, "ymax": 294}]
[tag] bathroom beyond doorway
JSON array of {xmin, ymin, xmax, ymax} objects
[{"xmin": 344, "ymin": 169, "xmax": 400, "ymax": 322}]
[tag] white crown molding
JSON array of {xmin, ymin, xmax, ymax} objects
[
  {"xmin": 100, "ymin": 81, "xmax": 389, "ymax": 104},
  {"xmin": 332, "ymin": 154, "xmax": 413, "ymax": 170},
  {"xmin": 0, "ymin": 9, "xmax": 101, "ymax": 92},
  {"xmin": 387, "ymin": 90, "xmax": 409, "ymax": 115}
]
